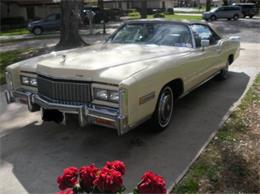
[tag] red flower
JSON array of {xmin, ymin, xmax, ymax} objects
[
  {"xmin": 57, "ymin": 167, "xmax": 78, "ymax": 190},
  {"xmin": 79, "ymin": 164, "xmax": 99, "ymax": 192},
  {"xmin": 137, "ymin": 171, "xmax": 166, "ymax": 194},
  {"xmin": 93, "ymin": 167, "xmax": 123, "ymax": 193},
  {"xmin": 56, "ymin": 188, "xmax": 74, "ymax": 194},
  {"xmin": 105, "ymin": 160, "xmax": 126, "ymax": 175}
]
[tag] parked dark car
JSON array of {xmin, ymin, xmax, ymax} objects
[
  {"xmin": 232, "ymin": 3, "xmax": 258, "ymax": 18},
  {"xmin": 146, "ymin": 8, "xmax": 165, "ymax": 15},
  {"xmin": 82, "ymin": 7, "xmax": 109, "ymax": 24},
  {"xmin": 203, "ymin": 6, "xmax": 243, "ymax": 21},
  {"xmin": 27, "ymin": 13, "xmax": 61, "ymax": 35}
]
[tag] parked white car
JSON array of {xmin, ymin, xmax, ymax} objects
[{"xmin": 5, "ymin": 20, "xmax": 240, "ymax": 135}]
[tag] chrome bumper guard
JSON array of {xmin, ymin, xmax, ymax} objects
[{"xmin": 4, "ymin": 89, "xmax": 128, "ymax": 135}]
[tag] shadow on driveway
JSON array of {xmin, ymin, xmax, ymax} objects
[{"xmin": 0, "ymin": 71, "xmax": 250, "ymax": 193}]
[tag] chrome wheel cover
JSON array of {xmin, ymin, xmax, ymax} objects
[{"xmin": 158, "ymin": 87, "xmax": 173, "ymax": 128}]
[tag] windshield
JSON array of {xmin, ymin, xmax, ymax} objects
[
  {"xmin": 109, "ymin": 23, "xmax": 193, "ymax": 48},
  {"xmin": 210, "ymin": 7, "xmax": 219, "ymax": 12}
]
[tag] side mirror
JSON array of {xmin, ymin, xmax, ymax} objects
[{"xmin": 201, "ymin": 39, "xmax": 210, "ymax": 50}]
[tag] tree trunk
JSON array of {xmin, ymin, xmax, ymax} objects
[
  {"xmin": 56, "ymin": 0, "xmax": 86, "ymax": 50},
  {"xmin": 223, "ymin": 0, "xmax": 228, "ymax": 5},
  {"xmin": 206, "ymin": 0, "xmax": 211, "ymax": 11},
  {"xmin": 140, "ymin": 0, "xmax": 147, "ymax": 18}
]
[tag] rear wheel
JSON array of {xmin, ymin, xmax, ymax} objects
[
  {"xmin": 150, "ymin": 86, "xmax": 174, "ymax": 131},
  {"xmin": 233, "ymin": 14, "xmax": 239, "ymax": 20}
]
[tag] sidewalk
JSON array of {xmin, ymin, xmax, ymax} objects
[
  {"xmin": 0, "ymin": 22, "xmax": 122, "ymax": 43},
  {"xmin": 0, "ymin": 33, "xmax": 114, "ymax": 52}
]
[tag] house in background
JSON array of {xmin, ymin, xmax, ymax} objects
[
  {"xmin": 1, "ymin": 0, "xmax": 61, "ymax": 21},
  {"xmin": 103, "ymin": 0, "xmax": 175, "ymax": 10}
]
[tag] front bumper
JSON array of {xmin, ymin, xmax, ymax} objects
[{"xmin": 4, "ymin": 89, "xmax": 128, "ymax": 135}]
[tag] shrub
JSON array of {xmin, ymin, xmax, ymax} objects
[{"xmin": 153, "ymin": 13, "xmax": 166, "ymax": 18}]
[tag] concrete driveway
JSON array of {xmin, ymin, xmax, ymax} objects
[{"xmin": 0, "ymin": 20, "xmax": 260, "ymax": 193}]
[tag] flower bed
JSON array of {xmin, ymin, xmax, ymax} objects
[{"xmin": 56, "ymin": 160, "xmax": 166, "ymax": 194}]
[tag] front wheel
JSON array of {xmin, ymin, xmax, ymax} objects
[
  {"xmin": 150, "ymin": 86, "xmax": 174, "ymax": 131},
  {"xmin": 210, "ymin": 15, "xmax": 217, "ymax": 21},
  {"xmin": 33, "ymin": 27, "xmax": 43, "ymax": 35}
]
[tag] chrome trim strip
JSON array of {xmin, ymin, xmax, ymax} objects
[{"xmin": 180, "ymin": 71, "xmax": 221, "ymax": 99}]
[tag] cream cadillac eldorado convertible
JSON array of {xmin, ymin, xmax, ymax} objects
[{"xmin": 4, "ymin": 20, "xmax": 240, "ymax": 135}]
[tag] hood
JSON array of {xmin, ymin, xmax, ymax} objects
[
  {"xmin": 29, "ymin": 19, "xmax": 43, "ymax": 25},
  {"xmin": 21, "ymin": 44, "xmax": 191, "ymax": 84}
]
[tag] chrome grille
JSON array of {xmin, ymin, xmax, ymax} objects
[{"xmin": 37, "ymin": 75, "xmax": 91, "ymax": 105}]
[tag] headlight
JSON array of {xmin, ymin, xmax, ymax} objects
[
  {"xmin": 93, "ymin": 88, "xmax": 119, "ymax": 103},
  {"xmin": 21, "ymin": 76, "xmax": 30, "ymax": 85},
  {"xmin": 20, "ymin": 75, "xmax": 37, "ymax": 87},
  {"xmin": 94, "ymin": 88, "xmax": 108, "ymax": 101},
  {"xmin": 109, "ymin": 91, "xmax": 119, "ymax": 102},
  {"xmin": 30, "ymin": 78, "xmax": 38, "ymax": 86}
]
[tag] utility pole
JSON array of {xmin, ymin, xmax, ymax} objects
[
  {"xmin": 98, "ymin": 0, "xmax": 106, "ymax": 34},
  {"xmin": 141, "ymin": 0, "xmax": 147, "ymax": 18}
]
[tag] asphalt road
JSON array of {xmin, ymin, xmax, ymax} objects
[{"xmin": 0, "ymin": 20, "xmax": 260, "ymax": 193}]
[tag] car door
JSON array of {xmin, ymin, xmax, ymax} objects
[
  {"xmin": 225, "ymin": 7, "xmax": 233, "ymax": 18},
  {"xmin": 189, "ymin": 24, "xmax": 222, "ymax": 84},
  {"xmin": 44, "ymin": 14, "xmax": 60, "ymax": 31},
  {"xmin": 215, "ymin": 7, "xmax": 225, "ymax": 18}
]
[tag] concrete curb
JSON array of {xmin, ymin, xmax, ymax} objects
[{"xmin": 167, "ymin": 72, "xmax": 258, "ymax": 193}]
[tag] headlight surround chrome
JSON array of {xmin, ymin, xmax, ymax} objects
[
  {"xmin": 20, "ymin": 75, "xmax": 37, "ymax": 87},
  {"xmin": 93, "ymin": 88, "xmax": 119, "ymax": 103}
]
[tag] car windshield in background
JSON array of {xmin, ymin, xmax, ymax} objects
[
  {"xmin": 110, "ymin": 23, "xmax": 193, "ymax": 48},
  {"xmin": 210, "ymin": 8, "xmax": 219, "ymax": 12}
]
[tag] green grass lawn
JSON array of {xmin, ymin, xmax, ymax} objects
[
  {"xmin": 173, "ymin": 74, "xmax": 260, "ymax": 193},
  {"xmin": 0, "ymin": 28, "xmax": 30, "ymax": 36},
  {"xmin": 0, "ymin": 48, "xmax": 37, "ymax": 84}
]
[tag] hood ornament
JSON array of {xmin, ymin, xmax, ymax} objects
[{"xmin": 61, "ymin": 54, "xmax": 66, "ymax": 64}]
